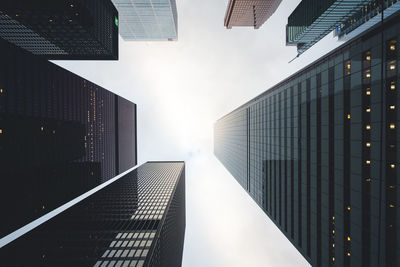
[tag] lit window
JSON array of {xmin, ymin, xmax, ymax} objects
[
  {"xmin": 347, "ymin": 206, "xmax": 351, "ymax": 211},
  {"xmin": 366, "ymin": 108, "xmax": 371, "ymax": 113},
  {"xmin": 333, "ymin": 257, "xmax": 335, "ymax": 262},
  {"xmin": 366, "ymin": 55, "xmax": 371, "ymax": 61},
  {"xmin": 390, "ymin": 65, "xmax": 396, "ymax": 70},
  {"xmin": 332, "ymin": 243, "xmax": 335, "ymax": 248},
  {"xmin": 0, "ymin": 88, "xmax": 3, "ymax": 93},
  {"xmin": 40, "ymin": 126, "xmax": 44, "ymax": 131},
  {"xmin": 75, "ymin": 12, "xmax": 79, "ymax": 16},
  {"xmin": 42, "ymin": 205, "xmax": 45, "ymax": 210},
  {"xmin": 347, "ymin": 252, "xmax": 351, "ymax": 257},
  {"xmin": 366, "ymin": 90, "xmax": 371, "ymax": 95},
  {"xmin": 366, "ymin": 125, "xmax": 371, "ymax": 130},
  {"xmin": 389, "ymin": 204, "xmax": 395, "ymax": 208},
  {"xmin": 52, "ymin": 130, "xmax": 56, "ymax": 134},
  {"xmin": 366, "ymin": 160, "xmax": 371, "ymax": 165},
  {"xmin": 347, "ymin": 114, "xmax": 351, "ymax": 119},
  {"xmin": 390, "ymin": 164, "xmax": 395, "ymax": 169},
  {"xmin": 0, "ymin": 129, "xmax": 2, "ymax": 134},
  {"xmin": 389, "ymin": 123, "xmax": 395, "ymax": 129},
  {"xmin": 366, "ymin": 142, "xmax": 371, "ymax": 147},
  {"xmin": 390, "ymin": 105, "xmax": 396, "ymax": 110},
  {"xmin": 332, "ymin": 230, "xmax": 335, "ymax": 234},
  {"xmin": 49, "ymin": 18, "xmax": 53, "ymax": 22},
  {"xmin": 70, "ymin": 4, "xmax": 74, "ymax": 7},
  {"xmin": 332, "ymin": 216, "xmax": 335, "ymax": 220},
  {"xmin": 347, "ymin": 63, "xmax": 351, "ymax": 69},
  {"xmin": 366, "ymin": 72, "xmax": 371, "ymax": 78},
  {"xmin": 391, "ymin": 83, "xmax": 396, "ymax": 90},
  {"xmin": 15, "ymin": 14, "xmax": 19, "ymax": 17},
  {"xmin": 347, "ymin": 236, "xmax": 351, "ymax": 241},
  {"xmin": 365, "ymin": 178, "xmax": 371, "ymax": 182},
  {"xmin": 390, "ymin": 44, "xmax": 396, "ymax": 51}
]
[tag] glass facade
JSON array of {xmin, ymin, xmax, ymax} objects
[
  {"xmin": 111, "ymin": 0, "xmax": 178, "ymax": 41},
  {"xmin": 215, "ymin": 12, "xmax": 400, "ymax": 267},
  {"xmin": 0, "ymin": 38, "xmax": 137, "ymax": 237},
  {"xmin": 0, "ymin": 0, "xmax": 119, "ymax": 60},
  {"xmin": 0, "ymin": 162, "xmax": 186, "ymax": 267},
  {"xmin": 286, "ymin": 0, "xmax": 372, "ymax": 55}
]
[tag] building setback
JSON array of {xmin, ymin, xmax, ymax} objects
[
  {"xmin": 1, "ymin": 162, "xmax": 186, "ymax": 267},
  {"xmin": 0, "ymin": 0, "xmax": 119, "ymax": 60},
  {"xmin": 111, "ymin": 0, "xmax": 178, "ymax": 41},
  {"xmin": 224, "ymin": 0, "xmax": 282, "ymax": 29},
  {"xmin": 215, "ymin": 11, "xmax": 400, "ymax": 267},
  {"xmin": 0, "ymin": 37, "xmax": 137, "ymax": 237}
]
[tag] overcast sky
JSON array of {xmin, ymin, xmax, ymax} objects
[{"xmin": 53, "ymin": 0, "xmax": 345, "ymax": 266}]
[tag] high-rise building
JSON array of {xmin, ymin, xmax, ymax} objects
[
  {"xmin": 224, "ymin": 0, "xmax": 282, "ymax": 29},
  {"xmin": 0, "ymin": 37, "xmax": 137, "ymax": 237},
  {"xmin": 1, "ymin": 162, "xmax": 186, "ymax": 267},
  {"xmin": 286, "ymin": 0, "xmax": 373, "ymax": 55},
  {"xmin": 215, "ymin": 11, "xmax": 400, "ymax": 267},
  {"xmin": 111, "ymin": 0, "xmax": 178, "ymax": 41},
  {"xmin": 0, "ymin": 0, "xmax": 119, "ymax": 60}
]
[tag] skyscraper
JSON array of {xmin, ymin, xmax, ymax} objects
[
  {"xmin": 215, "ymin": 10, "xmax": 400, "ymax": 267},
  {"xmin": 224, "ymin": 0, "xmax": 282, "ymax": 29},
  {"xmin": 286, "ymin": 0, "xmax": 373, "ymax": 55},
  {"xmin": 1, "ymin": 162, "xmax": 186, "ymax": 267},
  {"xmin": 111, "ymin": 0, "xmax": 178, "ymax": 41},
  {"xmin": 0, "ymin": 37, "xmax": 137, "ymax": 237},
  {"xmin": 0, "ymin": 0, "xmax": 119, "ymax": 60}
]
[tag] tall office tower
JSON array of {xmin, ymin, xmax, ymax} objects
[
  {"xmin": 215, "ymin": 11, "xmax": 400, "ymax": 267},
  {"xmin": 0, "ymin": 37, "xmax": 137, "ymax": 237},
  {"xmin": 1, "ymin": 162, "xmax": 186, "ymax": 267},
  {"xmin": 110, "ymin": 0, "xmax": 178, "ymax": 41},
  {"xmin": 286, "ymin": 0, "xmax": 374, "ymax": 55},
  {"xmin": 224, "ymin": 0, "xmax": 282, "ymax": 29},
  {"xmin": 0, "ymin": 0, "xmax": 119, "ymax": 60}
]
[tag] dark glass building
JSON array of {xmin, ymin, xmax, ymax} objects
[
  {"xmin": 0, "ymin": 0, "xmax": 119, "ymax": 60},
  {"xmin": 0, "ymin": 37, "xmax": 137, "ymax": 237},
  {"xmin": 1, "ymin": 162, "xmax": 186, "ymax": 267},
  {"xmin": 215, "ymin": 11, "xmax": 400, "ymax": 267}
]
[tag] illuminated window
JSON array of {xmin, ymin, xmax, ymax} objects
[
  {"xmin": 347, "ymin": 114, "xmax": 351, "ymax": 119},
  {"xmin": 347, "ymin": 236, "xmax": 351, "ymax": 241},
  {"xmin": 365, "ymin": 178, "xmax": 371, "ymax": 182},
  {"xmin": 366, "ymin": 90, "xmax": 371, "ymax": 95},
  {"xmin": 42, "ymin": 205, "xmax": 45, "ymax": 210},
  {"xmin": 366, "ymin": 72, "xmax": 371, "ymax": 78},
  {"xmin": 49, "ymin": 18, "xmax": 53, "ymax": 22},
  {"xmin": 333, "ymin": 257, "xmax": 335, "ymax": 262},
  {"xmin": 347, "ymin": 252, "xmax": 351, "ymax": 257},
  {"xmin": 366, "ymin": 55, "xmax": 371, "ymax": 61},
  {"xmin": 0, "ymin": 88, "xmax": 3, "ymax": 93},
  {"xmin": 366, "ymin": 125, "xmax": 371, "ymax": 130},
  {"xmin": 366, "ymin": 108, "xmax": 371, "ymax": 113},
  {"xmin": 15, "ymin": 14, "xmax": 19, "ymax": 17},
  {"xmin": 390, "ymin": 44, "xmax": 396, "ymax": 51},
  {"xmin": 40, "ymin": 126, "xmax": 44, "ymax": 131},
  {"xmin": 332, "ymin": 243, "xmax": 335, "ymax": 248},
  {"xmin": 347, "ymin": 63, "xmax": 351, "ymax": 69},
  {"xmin": 389, "ymin": 123, "xmax": 395, "ymax": 129},
  {"xmin": 366, "ymin": 160, "xmax": 371, "ymax": 165},
  {"xmin": 390, "ymin": 64, "xmax": 396, "ymax": 70},
  {"xmin": 389, "ymin": 204, "xmax": 395, "ymax": 208},
  {"xmin": 390, "ymin": 164, "xmax": 395, "ymax": 169},
  {"xmin": 70, "ymin": 4, "xmax": 74, "ymax": 7},
  {"xmin": 75, "ymin": 12, "xmax": 79, "ymax": 16},
  {"xmin": 0, "ymin": 129, "xmax": 2, "ymax": 134},
  {"xmin": 52, "ymin": 130, "xmax": 56, "ymax": 134},
  {"xmin": 347, "ymin": 206, "xmax": 351, "ymax": 211},
  {"xmin": 391, "ymin": 83, "xmax": 396, "ymax": 90},
  {"xmin": 366, "ymin": 142, "xmax": 371, "ymax": 147},
  {"xmin": 332, "ymin": 230, "xmax": 335, "ymax": 234},
  {"xmin": 390, "ymin": 105, "xmax": 396, "ymax": 110}
]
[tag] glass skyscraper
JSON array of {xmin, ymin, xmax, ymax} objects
[
  {"xmin": 215, "ymin": 11, "xmax": 400, "ymax": 267},
  {"xmin": 1, "ymin": 162, "xmax": 186, "ymax": 267},
  {"xmin": 0, "ymin": 0, "xmax": 119, "ymax": 60},
  {"xmin": 0, "ymin": 37, "xmax": 137, "ymax": 237},
  {"xmin": 111, "ymin": 0, "xmax": 178, "ymax": 41}
]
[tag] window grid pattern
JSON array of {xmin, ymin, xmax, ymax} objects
[
  {"xmin": 214, "ymin": 13, "xmax": 400, "ymax": 267},
  {"xmin": 1, "ymin": 162, "xmax": 185, "ymax": 267},
  {"xmin": 111, "ymin": 0, "xmax": 178, "ymax": 41}
]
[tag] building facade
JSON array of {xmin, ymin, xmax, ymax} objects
[
  {"xmin": 1, "ymin": 162, "xmax": 186, "ymax": 267},
  {"xmin": 0, "ymin": 37, "xmax": 137, "ymax": 237},
  {"xmin": 286, "ymin": 0, "xmax": 373, "ymax": 55},
  {"xmin": 0, "ymin": 0, "xmax": 119, "ymax": 60},
  {"xmin": 215, "ymin": 11, "xmax": 400, "ymax": 267},
  {"xmin": 224, "ymin": 0, "xmax": 282, "ymax": 29},
  {"xmin": 111, "ymin": 0, "xmax": 178, "ymax": 41}
]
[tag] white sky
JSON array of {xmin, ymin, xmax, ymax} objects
[{"xmin": 53, "ymin": 0, "xmax": 347, "ymax": 266}]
